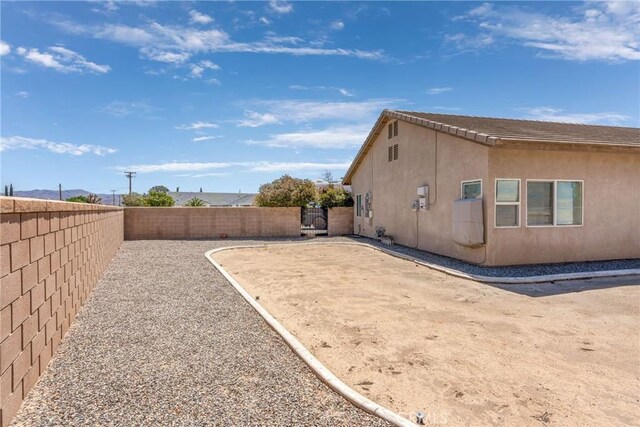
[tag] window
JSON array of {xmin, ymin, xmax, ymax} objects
[
  {"xmin": 495, "ymin": 179, "xmax": 520, "ymax": 227},
  {"xmin": 356, "ymin": 194, "xmax": 362, "ymax": 217},
  {"xmin": 393, "ymin": 143, "xmax": 398, "ymax": 160},
  {"xmin": 461, "ymin": 180, "xmax": 482, "ymax": 199},
  {"xmin": 526, "ymin": 180, "xmax": 583, "ymax": 226},
  {"xmin": 388, "ymin": 146, "xmax": 393, "ymax": 162}
]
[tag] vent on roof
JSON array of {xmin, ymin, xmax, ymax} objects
[
  {"xmin": 388, "ymin": 146, "xmax": 393, "ymax": 162},
  {"xmin": 388, "ymin": 123, "xmax": 393, "ymax": 139},
  {"xmin": 394, "ymin": 143, "xmax": 398, "ymax": 160},
  {"xmin": 393, "ymin": 120, "xmax": 398, "ymax": 137}
]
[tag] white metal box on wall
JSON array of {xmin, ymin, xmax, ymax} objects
[{"xmin": 452, "ymin": 198, "xmax": 485, "ymax": 247}]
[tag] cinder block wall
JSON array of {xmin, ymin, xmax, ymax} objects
[
  {"xmin": 0, "ymin": 197, "xmax": 123, "ymax": 426},
  {"xmin": 124, "ymin": 207, "xmax": 301, "ymax": 239},
  {"xmin": 327, "ymin": 207, "xmax": 354, "ymax": 236}
]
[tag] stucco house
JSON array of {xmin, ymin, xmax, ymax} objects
[{"xmin": 342, "ymin": 110, "xmax": 640, "ymax": 266}]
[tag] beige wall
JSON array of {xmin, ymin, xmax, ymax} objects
[
  {"xmin": 351, "ymin": 120, "xmax": 489, "ymax": 263},
  {"xmin": 124, "ymin": 207, "xmax": 301, "ymax": 239},
  {"xmin": 0, "ymin": 197, "xmax": 123, "ymax": 426},
  {"xmin": 327, "ymin": 207, "xmax": 354, "ymax": 236},
  {"xmin": 349, "ymin": 119, "xmax": 640, "ymax": 266},
  {"xmin": 486, "ymin": 147, "xmax": 640, "ymax": 265}
]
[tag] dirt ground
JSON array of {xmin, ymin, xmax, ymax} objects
[{"xmin": 213, "ymin": 243, "xmax": 640, "ymax": 426}]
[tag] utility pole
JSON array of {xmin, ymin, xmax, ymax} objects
[
  {"xmin": 110, "ymin": 190, "xmax": 117, "ymax": 206},
  {"xmin": 124, "ymin": 171, "xmax": 136, "ymax": 195},
  {"xmin": 58, "ymin": 184, "xmax": 62, "ymax": 201}
]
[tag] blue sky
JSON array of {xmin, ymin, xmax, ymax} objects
[{"xmin": 1, "ymin": 1, "xmax": 639, "ymax": 195}]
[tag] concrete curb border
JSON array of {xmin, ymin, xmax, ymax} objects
[{"xmin": 205, "ymin": 245, "xmax": 416, "ymax": 427}]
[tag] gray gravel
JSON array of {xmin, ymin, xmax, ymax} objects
[
  {"xmin": 12, "ymin": 239, "xmax": 390, "ymax": 427},
  {"xmin": 353, "ymin": 236, "xmax": 640, "ymax": 278}
]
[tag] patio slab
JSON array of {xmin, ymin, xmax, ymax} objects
[{"xmin": 11, "ymin": 239, "xmax": 390, "ymax": 426}]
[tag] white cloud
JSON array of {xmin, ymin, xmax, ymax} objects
[
  {"xmin": 189, "ymin": 59, "xmax": 220, "ymax": 78},
  {"xmin": 16, "ymin": 45, "xmax": 110, "ymax": 73},
  {"xmin": 189, "ymin": 10, "xmax": 214, "ymax": 25},
  {"xmin": 288, "ymin": 85, "xmax": 355, "ymax": 97},
  {"xmin": 338, "ymin": 88, "xmax": 355, "ymax": 97},
  {"xmin": 0, "ymin": 135, "xmax": 117, "ymax": 156},
  {"xmin": 116, "ymin": 160, "xmax": 351, "ymax": 174},
  {"xmin": 16, "ymin": 91, "xmax": 29, "ymax": 98},
  {"xmin": 523, "ymin": 107, "xmax": 629, "ymax": 125},
  {"xmin": 246, "ymin": 125, "xmax": 368, "ymax": 149},
  {"xmin": 175, "ymin": 121, "xmax": 219, "ymax": 130},
  {"xmin": 259, "ymin": 17, "xmax": 271, "ymax": 25},
  {"xmin": 452, "ymin": 2, "xmax": 640, "ymax": 61},
  {"xmin": 268, "ymin": 0, "xmax": 293, "ymax": 14},
  {"xmin": 426, "ymin": 87, "xmax": 453, "ymax": 95},
  {"xmin": 50, "ymin": 18, "xmax": 384, "ymax": 61},
  {"xmin": 245, "ymin": 161, "xmax": 352, "ymax": 172},
  {"xmin": 116, "ymin": 161, "xmax": 230, "ymax": 173},
  {"xmin": 237, "ymin": 110, "xmax": 281, "ymax": 127},
  {"xmin": 246, "ymin": 98, "xmax": 396, "ymax": 123},
  {"xmin": 102, "ymin": 101, "xmax": 160, "ymax": 117},
  {"xmin": 0, "ymin": 40, "xmax": 10, "ymax": 56},
  {"xmin": 192, "ymin": 136, "xmax": 220, "ymax": 142},
  {"xmin": 141, "ymin": 48, "xmax": 191, "ymax": 63},
  {"xmin": 330, "ymin": 20, "xmax": 345, "ymax": 30}
]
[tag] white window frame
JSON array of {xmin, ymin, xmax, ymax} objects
[
  {"xmin": 356, "ymin": 194, "xmax": 362, "ymax": 217},
  {"xmin": 460, "ymin": 179, "xmax": 482, "ymax": 199},
  {"xmin": 525, "ymin": 179, "xmax": 584, "ymax": 228},
  {"xmin": 494, "ymin": 178, "xmax": 521, "ymax": 228}
]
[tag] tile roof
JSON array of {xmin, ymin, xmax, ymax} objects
[
  {"xmin": 391, "ymin": 110, "xmax": 640, "ymax": 147},
  {"xmin": 168, "ymin": 192, "xmax": 256, "ymax": 206},
  {"xmin": 343, "ymin": 110, "xmax": 640, "ymax": 184}
]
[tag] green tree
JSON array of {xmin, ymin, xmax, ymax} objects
[
  {"xmin": 66, "ymin": 195, "xmax": 88, "ymax": 203},
  {"xmin": 319, "ymin": 185, "xmax": 354, "ymax": 208},
  {"xmin": 184, "ymin": 197, "xmax": 206, "ymax": 207},
  {"xmin": 255, "ymin": 174, "xmax": 318, "ymax": 207},
  {"xmin": 144, "ymin": 190, "xmax": 175, "ymax": 206},
  {"xmin": 122, "ymin": 193, "xmax": 145, "ymax": 206},
  {"xmin": 149, "ymin": 185, "xmax": 169, "ymax": 193}
]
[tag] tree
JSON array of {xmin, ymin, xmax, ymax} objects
[
  {"xmin": 319, "ymin": 185, "xmax": 354, "ymax": 208},
  {"xmin": 66, "ymin": 195, "xmax": 88, "ymax": 203},
  {"xmin": 149, "ymin": 185, "xmax": 169, "ymax": 193},
  {"xmin": 144, "ymin": 190, "xmax": 175, "ymax": 206},
  {"xmin": 185, "ymin": 197, "xmax": 206, "ymax": 207},
  {"xmin": 86, "ymin": 194, "xmax": 102, "ymax": 204},
  {"xmin": 122, "ymin": 192, "xmax": 145, "ymax": 207},
  {"xmin": 321, "ymin": 170, "xmax": 334, "ymax": 183},
  {"xmin": 255, "ymin": 175, "xmax": 318, "ymax": 207}
]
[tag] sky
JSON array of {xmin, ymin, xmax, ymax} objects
[{"xmin": 1, "ymin": 1, "xmax": 639, "ymax": 195}]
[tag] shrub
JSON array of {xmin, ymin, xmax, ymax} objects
[
  {"xmin": 143, "ymin": 190, "xmax": 175, "ymax": 206},
  {"xmin": 149, "ymin": 185, "xmax": 169, "ymax": 193},
  {"xmin": 185, "ymin": 197, "xmax": 206, "ymax": 207},
  {"xmin": 319, "ymin": 185, "xmax": 353, "ymax": 209},
  {"xmin": 255, "ymin": 175, "xmax": 318, "ymax": 207},
  {"xmin": 122, "ymin": 193, "xmax": 145, "ymax": 206},
  {"xmin": 86, "ymin": 194, "xmax": 102, "ymax": 204},
  {"xmin": 66, "ymin": 195, "xmax": 88, "ymax": 203}
]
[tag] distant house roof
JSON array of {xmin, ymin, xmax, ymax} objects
[
  {"xmin": 343, "ymin": 110, "xmax": 640, "ymax": 184},
  {"xmin": 168, "ymin": 192, "xmax": 256, "ymax": 206}
]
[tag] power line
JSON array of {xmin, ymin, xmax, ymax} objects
[{"xmin": 124, "ymin": 171, "xmax": 136, "ymax": 195}]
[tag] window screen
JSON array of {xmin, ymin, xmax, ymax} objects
[
  {"xmin": 556, "ymin": 181, "xmax": 583, "ymax": 225},
  {"xmin": 527, "ymin": 181, "xmax": 553, "ymax": 226},
  {"xmin": 462, "ymin": 180, "xmax": 482, "ymax": 199},
  {"xmin": 495, "ymin": 179, "xmax": 520, "ymax": 227}
]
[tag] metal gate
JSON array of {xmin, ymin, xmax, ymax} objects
[{"xmin": 301, "ymin": 207, "xmax": 328, "ymax": 236}]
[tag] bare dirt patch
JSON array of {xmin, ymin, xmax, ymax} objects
[{"xmin": 213, "ymin": 243, "xmax": 640, "ymax": 426}]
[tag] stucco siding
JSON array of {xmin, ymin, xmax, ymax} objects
[
  {"xmin": 487, "ymin": 148, "xmax": 640, "ymax": 265},
  {"xmin": 351, "ymin": 120, "xmax": 489, "ymax": 263}
]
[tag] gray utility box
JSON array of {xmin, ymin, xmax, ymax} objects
[{"xmin": 452, "ymin": 198, "xmax": 485, "ymax": 248}]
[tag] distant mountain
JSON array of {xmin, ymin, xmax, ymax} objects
[{"xmin": 11, "ymin": 189, "xmax": 120, "ymax": 206}]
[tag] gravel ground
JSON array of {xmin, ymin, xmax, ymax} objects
[
  {"xmin": 12, "ymin": 239, "xmax": 390, "ymax": 427},
  {"xmin": 352, "ymin": 236, "xmax": 640, "ymax": 278}
]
